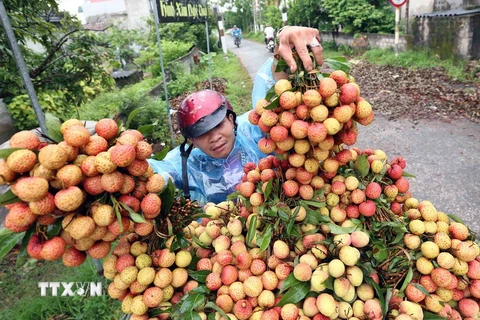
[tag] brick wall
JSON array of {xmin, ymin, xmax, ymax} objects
[{"xmin": 322, "ymin": 32, "xmax": 409, "ymax": 52}]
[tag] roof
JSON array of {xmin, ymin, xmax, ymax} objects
[
  {"xmin": 111, "ymin": 69, "xmax": 139, "ymax": 79},
  {"xmin": 414, "ymin": 8, "xmax": 480, "ymax": 18}
]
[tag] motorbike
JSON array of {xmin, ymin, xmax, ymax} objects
[
  {"xmin": 234, "ymin": 35, "xmax": 241, "ymax": 48},
  {"xmin": 266, "ymin": 37, "xmax": 275, "ymax": 53}
]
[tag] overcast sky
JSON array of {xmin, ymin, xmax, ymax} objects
[{"xmin": 58, "ymin": 0, "xmax": 83, "ymax": 15}]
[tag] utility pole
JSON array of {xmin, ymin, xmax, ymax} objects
[{"xmin": 0, "ymin": 0, "xmax": 47, "ymax": 134}]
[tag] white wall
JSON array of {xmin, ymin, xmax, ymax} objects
[
  {"xmin": 82, "ymin": 0, "xmax": 127, "ymax": 21},
  {"xmin": 124, "ymin": 0, "xmax": 151, "ymax": 30}
]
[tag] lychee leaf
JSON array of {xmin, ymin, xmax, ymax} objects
[
  {"xmin": 326, "ymin": 223, "xmax": 357, "ymax": 234},
  {"xmin": 299, "ymin": 199, "xmax": 325, "ymax": 208},
  {"xmin": 204, "ymin": 301, "xmax": 229, "ymax": 320},
  {"xmin": 324, "ymin": 57, "xmax": 352, "ymax": 74},
  {"xmin": 0, "ymin": 228, "xmax": 25, "ymax": 261},
  {"xmin": 137, "ymin": 124, "xmax": 153, "ymax": 137},
  {"xmin": 401, "ymin": 171, "xmax": 416, "ymax": 178},
  {"xmin": 265, "ymin": 84, "xmax": 277, "ymax": 101},
  {"xmin": 183, "ymin": 312, "xmax": 202, "ymax": 320},
  {"xmin": 372, "ymin": 242, "xmax": 388, "ymax": 262},
  {"xmin": 188, "ymin": 270, "xmax": 210, "ymax": 283},
  {"xmin": 412, "ymin": 282, "xmax": 430, "ymax": 296},
  {"xmin": 274, "ymin": 58, "xmax": 289, "ymax": 73},
  {"xmin": 151, "ymin": 146, "xmax": 170, "ymax": 161},
  {"xmin": 125, "ymin": 107, "xmax": 145, "ymax": 129},
  {"xmin": 16, "ymin": 225, "xmax": 35, "ymax": 267},
  {"xmin": 256, "ymin": 225, "xmax": 272, "ymax": 252},
  {"xmin": 46, "ymin": 219, "xmax": 62, "ymax": 238},
  {"xmin": 423, "ymin": 311, "xmax": 448, "ymax": 320},
  {"xmin": 0, "ymin": 148, "xmax": 23, "ymax": 159},
  {"xmin": 246, "ymin": 214, "xmax": 257, "ymax": 245},
  {"xmin": 277, "ymin": 281, "xmax": 309, "ymax": 306},
  {"xmin": 365, "ymin": 276, "xmax": 385, "ymax": 313},
  {"xmin": 264, "ymin": 96, "xmax": 279, "ymax": 110},
  {"xmin": 356, "ymin": 154, "xmax": 370, "ymax": 177},
  {"xmin": 45, "ymin": 113, "xmax": 63, "ymax": 143},
  {"xmin": 0, "ymin": 189, "xmax": 20, "ymax": 206},
  {"xmin": 399, "ymin": 267, "xmax": 413, "ymax": 292},
  {"xmin": 118, "ymin": 202, "xmax": 146, "ymax": 223},
  {"xmin": 263, "ymin": 179, "xmax": 273, "ymax": 200},
  {"xmin": 279, "ymin": 273, "xmax": 299, "ymax": 293},
  {"xmin": 159, "ymin": 179, "xmax": 175, "ymax": 218},
  {"xmin": 447, "ymin": 214, "xmax": 466, "ymax": 224}
]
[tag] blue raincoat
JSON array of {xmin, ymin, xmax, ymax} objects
[{"xmin": 148, "ymin": 59, "xmax": 275, "ymax": 204}]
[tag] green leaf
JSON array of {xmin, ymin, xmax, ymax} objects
[
  {"xmin": 118, "ymin": 202, "xmax": 146, "ymax": 223},
  {"xmin": 277, "ymin": 281, "xmax": 310, "ymax": 307},
  {"xmin": 447, "ymin": 214, "xmax": 466, "ymax": 224},
  {"xmin": 159, "ymin": 179, "xmax": 175, "ymax": 218},
  {"xmin": 188, "ymin": 270, "xmax": 211, "ymax": 283},
  {"xmin": 0, "ymin": 148, "xmax": 23, "ymax": 159},
  {"xmin": 0, "ymin": 189, "xmax": 20, "ymax": 206},
  {"xmin": 356, "ymin": 154, "xmax": 369, "ymax": 178},
  {"xmin": 327, "ymin": 223, "xmax": 358, "ymax": 235},
  {"xmin": 46, "ymin": 219, "xmax": 63, "ymax": 238},
  {"xmin": 137, "ymin": 124, "xmax": 153, "ymax": 137},
  {"xmin": 183, "ymin": 312, "xmax": 202, "ymax": 320},
  {"xmin": 0, "ymin": 228, "xmax": 24, "ymax": 260},
  {"xmin": 279, "ymin": 273, "xmax": 299, "ymax": 293},
  {"xmin": 179, "ymin": 293, "xmax": 205, "ymax": 314},
  {"xmin": 16, "ymin": 226, "xmax": 35, "ymax": 267},
  {"xmin": 150, "ymin": 147, "xmax": 170, "ymax": 161},
  {"xmin": 264, "ymin": 96, "xmax": 279, "ymax": 110},
  {"xmin": 257, "ymin": 225, "xmax": 272, "ymax": 252},
  {"xmin": 204, "ymin": 301, "xmax": 229, "ymax": 320},
  {"xmin": 365, "ymin": 277, "xmax": 385, "ymax": 313},
  {"xmin": 372, "ymin": 242, "xmax": 388, "ymax": 262},
  {"xmin": 263, "ymin": 179, "xmax": 273, "ymax": 200},
  {"xmin": 399, "ymin": 267, "xmax": 413, "ymax": 292},
  {"xmin": 265, "ymin": 84, "xmax": 278, "ymax": 101},
  {"xmin": 324, "ymin": 57, "xmax": 352, "ymax": 73},
  {"xmin": 125, "ymin": 107, "xmax": 145, "ymax": 129},
  {"xmin": 45, "ymin": 113, "xmax": 64, "ymax": 142},
  {"xmin": 423, "ymin": 311, "xmax": 448, "ymax": 320},
  {"xmin": 299, "ymin": 200, "xmax": 325, "ymax": 208},
  {"xmin": 402, "ymin": 171, "xmax": 416, "ymax": 178},
  {"xmin": 274, "ymin": 58, "xmax": 288, "ymax": 73},
  {"xmin": 246, "ymin": 215, "xmax": 257, "ymax": 245}
]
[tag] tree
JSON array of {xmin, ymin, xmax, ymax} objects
[
  {"xmin": 261, "ymin": 5, "xmax": 282, "ymax": 30},
  {"xmin": 288, "ymin": 0, "xmax": 331, "ymax": 31},
  {"xmin": 322, "ymin": 0, "xmax": 394, "ymax": 34},
  {"xmin": 0, "ymin": 0, "xmax": 113, "ymax": 105}
]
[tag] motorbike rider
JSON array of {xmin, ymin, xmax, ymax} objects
[
  {"xmin": 264, "ymin": 23, "xmax": 275, "ymax": 47},
  {"xmin": 231, "ymin": 25, "xmax": 242, "ymax": 44},
  {"xmin": 148, "ymin": 26, "xmax": 323, "ymax": 204}
]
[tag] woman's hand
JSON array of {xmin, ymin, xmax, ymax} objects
[{"xmin": 275, "ymin": 26, "xmax": 323, "ymax": 73}]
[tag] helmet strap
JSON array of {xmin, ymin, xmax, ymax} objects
[{"xmin": 180, "ymin": 139, "xmax": 194, "ymax": 199}]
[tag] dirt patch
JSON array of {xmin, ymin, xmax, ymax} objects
[{"xmin": 350, "ymin": 61, "xmax": 480, "ymax": 124}]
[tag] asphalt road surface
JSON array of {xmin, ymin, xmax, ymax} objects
[{"xmin": 232, "ymin": 38, "xmax": 480, "ymax": 235}]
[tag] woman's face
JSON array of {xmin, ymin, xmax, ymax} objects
[{"xmin": 192, "ymin": 114, "xmax": 236, "ymax": 159}]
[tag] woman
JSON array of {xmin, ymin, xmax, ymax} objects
[{"xmin": 148, "ymin": 26, "xmax": 323, "ymax": 204}]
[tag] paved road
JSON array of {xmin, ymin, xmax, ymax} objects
[{"xmin": 232, "ymin": 39, "xmax": 480, "ymax": 235}]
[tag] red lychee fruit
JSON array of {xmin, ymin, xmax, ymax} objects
[
  {"xmin": 63, "ymin": 125, "xmax": 90, "ymax": 147},
  {"xmin": 395, "ymin": 177, "xmax": 410, "ymax": 193},
  {"xmin": 233, "ymin": 299, "xmax": 253, "ymax": 320},
  {"xmin": 248, "ymin": 110, "xmax": 261, "ymax": 125},
  {"xmin": 62, "ymin": 246, "xmax": 87, "ymax": 267},
  {"xmin": 283, "ymin": 180, "xmax": 299, "ymax": 197},
  {"xmin": 329, "ymin": 70, "xmax": 349, "ymax": 87},
  {"xmin": 359, "ymin": 200, "xmax": 376, "ymax": 217},
  {"xmin": 387, "ymin": 164, "xmax": 403, "ymax": 180},
  {"xmin": 365, "ymin": 182, "xmax": 382, "ymax": 199},
  {"xmin": 27, "ymin": 234, "xmax": 44, "ymax": 260},
  {"xmin": 140, "ymin": 193, "xmax": 161, "ymax": 218},
  {"xmin": 95, "ymin": 118, "xmax": 118, "ymax": 140},
  {"xmin": 40, "ymin": 236, "xmax": 66, "ymax": 261},
  {"xmin": 258, "ymin": 137, "xmax": 276, "ymax": 154},
  {"xmin": 307, "ymin": 123, "xmax": 327, "ymax": 143},
  {"xmin": 278, "ymin": 111, "xmax": 296, "ymax": 128},
  {"xmin": 302, "ymin": 89, "xmax": 322, "ymax": 107},
  {"xmin": 290, "ymin": 120, "xmax": 309, "ymax": 139},
  {"xmin": 270, "ymin": 125, "xmax": 289, "ymax": 142},
  {"xmin": 9, "ymin": 130, "xmax": 40, "ymax": 150},
  {"xmin": 318, "ymin": 77, "xmax": 337, "ymax": 98},
  {"xmin": 111, "ymin": 144, "xmax": 137, "ymax": 167},
  {"xmin": 279, "ymin": 91, "xmax": 298, "ymax": 110},
  {"xmin": 339, "ymin": 83, "xmax": 360, "ymax": 104},
  {"xmin": 127, "ymin": 159, "xmax": 149, "ymax": 176},
  {"xmin": 239, "ymin": 181, "xmax": 256, "ymax": 198}
]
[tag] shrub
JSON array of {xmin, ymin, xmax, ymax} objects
[{"xmin": 7, "ymin": 91, "xmax": 76, "ymax": 130}]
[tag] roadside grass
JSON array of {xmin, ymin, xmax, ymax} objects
[
  {"xmin": 211, "ymin": 51, "xmax": 253, "ymax": 116},
  {"xmin": 361, "ymin": 48, "xmax": 478, "ymax": 82},
  {"xmin": 0, "ymin": 253, "xmax": 121, "ymax": 319}
]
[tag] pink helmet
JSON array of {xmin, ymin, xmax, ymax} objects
[{"xmin": 178, "ymin": 90, "xmax": 234, "ymax": 138}]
